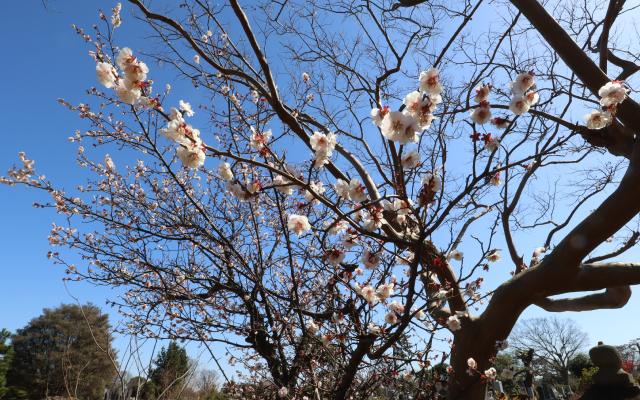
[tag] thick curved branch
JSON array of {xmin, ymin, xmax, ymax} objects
[
  {"xmin": 584, "ymin": 231, "xmax": 640, "ymax": 264},
  {"xmin": 535, "ymin": 286, "xmax": 631, "ymax": 312}
]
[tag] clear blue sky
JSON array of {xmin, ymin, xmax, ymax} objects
[{"xmin": 0, "ymin": 0, "xmax": 638, "ymax": 381}]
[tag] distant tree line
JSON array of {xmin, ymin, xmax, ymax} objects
[{"xmin": 0, "ymin": 304, "xmax": 227, "ymax": 400}]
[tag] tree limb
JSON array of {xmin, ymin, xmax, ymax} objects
[
  {"xmin": 535, "ymin": 286, "xmax": 631, "ymax": 312},
  {"xmin": 584, "ymin": 231, "xmax": 640, "ymax": 264}
]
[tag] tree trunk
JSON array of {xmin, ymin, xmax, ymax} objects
[
  {"xmin": 445, "ymin": 317, "xmax": 497, "ymax": 400},
  {"xmin": 561, "ymin": 368, "xmax": 569, "ymax": 386}
]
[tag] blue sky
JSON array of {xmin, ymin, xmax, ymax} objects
[{"xmin": 1, "ymin": 0, "xmax": 639, "ymax": 382}]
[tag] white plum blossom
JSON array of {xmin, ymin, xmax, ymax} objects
[
  {"xmin": 355, "ymin": 268, "xmax": 363, "ymax": 275},
  {"xmin": 368, "ymin": 323, "xmax": 381, "ymax": 335},
  {"xmin": 218, "ymin": 162, "xmax": 234, "ymax": 181},
  {"xmin": 288, "ymin": 215, "xmax": 311, "ymax": 236},
  {"xmin": 105, "ymin": 154, "xmax": 116, "ymax": 171},
  {"xmin": 489, "ymin": 172, "xmax": 502, "ymax": 186},
  {"xmin": 381, "ymin": 111, "xmax": 421, "ymax": 145},
  {"xmin": 473, "ymin": 83, "xmax": 491, "ymax": 103},
  {"xmin": 277, "ymin": 387, "xmax": 288, "ymax": 398},
  {"xmin": 402, "ymin": 91, "xmax": 423, "ymax": 117},
  {"xmin": 179, "ymin": 100, "xmax": 195, "ymax": 117},
  {"xmin": 584, "ymin": 110, "xmax": 612, "ymax": 129},
  {"xmin": 485, "ymin": 367, "xmax": 497, "ymax": 380},
  {"xmin": 421, "ymin": 173, "xmax": 442, "ymax": 192},
  {"xmin": 306, "ymin": 319, "xmax": 320, "ymax": 333},
  {"xmin": 115, "ymin": 81, "xmax": 139, "ymax": 105},
  {"xmin": 496, "ymin": 340, "xmax": 509, "ymax": 351},
  {"xmin": 340, "ymin": 232, "xmax": 359, "ymax": 249},
  {"xmin": 176, "ymin": 138, "xmax": 206, "ymax": 169},
  {"xmin": 487, "ymin": 250, "xmax": 501, "ymax": 263},
  {"xmin": 413, "ymin": 307, "xmax": 425, "ymax": 319},
  {"xmin": 376, "ymin": 282, "xmax": 395, "ymax": 300},
  {"xmin": 364, "ymin": 208, "xmax": 386, "ymax": 231},
  {"xmin": 384, "ymin": 313, "xmax": 398, "ymax": 325},
  {"xmin": 371, "ymin": 106, "xmax": 390, "ymax": 127},
  {"xmin": 509, "ymin": 72, "xmax": 535, "ymax": 95},
  {"xmin": 321, "ymin": 334, "xmax": 332, "ymax": 346},
  {"xmin": 484, "ymin": 136, "xmax": 500, "ymax": 152},
  {"xmin": 524, "ymin": 91, "xmax": 539, "ymax": 106},
  {"xmin": 419, "ymin": 67, "xmax": 444, "ymax": 95},
  {"xmin": 169, "ymin": 107, "xmax": 184, "ymax": 123},
  {"xmin": 302, "ymin": 181, "xmax": 325, "ymax": 204},
  {"xmin": 116, "ymin": 47, "xmax": 137, "ymax": 69},
  {"xmin": 193, "ymin": 55, "xmax": 200, "ymax": 64},
  {"xmin": 323, "ymin": 219, "xmax": 348, "ymax": 235},
  {"xmin": 467, "ymin": 358, "xmax": 477, "ymax": 370},
  {"xmin": 447, "ymin": 315, "xmax": 462, "ymax": 331},
  {"xmin": 501, "ymin": 365, "xmax": 517, "ymax": 380},
  {"xmin": 95, "ymin": 62, "xmax": 117, "ymax": 88},
  {"xmin": 348, "ymin": 179, "xmax": 368, "ymax": 203},
  {"xmin": 401, "ymin": 149, "xmax": 421, "ymax": 169},
  {"xmin": 449, "ymin": 249, "xmax": 463, "ymax": 261},
  {"xmin": 362, "ymin": 249, "xmax": 380, "ymax": 270},
  {"xmin": 470, "ymin": 103, "xmax": 492, "ymax": 125},
  {"xmin": 599, "ymin": 81, "xmax": 628, "ymax": 107},
  {"xmin": 124, "ymin": 61, "xmax": 148, "ymax": 82},
  {"xmin": 250, "ymin": 129, "xmax": 272, "ymax": 150},
  {"xmin": 388, "ymin": 301, "xmax": 405, "ymax": 313},
  {"xmin": 361, "ymin": 286, "xmax": 379, "ymax": 303},
  {"xmin": 491, "ymin": 117, "xmax": 511, "ymax": 129},
  {"xmin": 273, "ymin": 175, "xmax": 294, "ymax": 195},
  {"xmin": 509, "ymin": 96, "xmax": 530, "ymax": 115},
  {"xmin": 302, "ymin": 72, "xmax": 310, "ymax": 83},
  {"xmin": 327, "ymin": 249, "xmax": 347, "ymax": 266},
  {"xmin": 334, "ymin": 179, "xmax": 351, "ymax": 200}
]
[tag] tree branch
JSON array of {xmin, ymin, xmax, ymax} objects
[
  {"xmin": 535, "ymin": 286, "xmax": 631, "ymax": 312},
  {"xmin": 584, "ymin": 231, "xmax": 640, "ymax": 264}
]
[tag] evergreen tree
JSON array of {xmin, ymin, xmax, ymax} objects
[
  {"xmin": 147, "ymin": 342, "xmax": 190, "ymax": 397},
  {"xmin": 9, "ymin": 303, "xmax": 116, "ymax": 400},
  {"xmin": 0, "ymin": 329, "xmax": 12, "ymax": 399}
]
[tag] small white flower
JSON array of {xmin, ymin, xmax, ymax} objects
[
  {"xmin": 584, "ymin": 109, "xmax": 611, "ymax": 130},
  {"xmin": 485, "ymin": 367, "xmax": 497, "ymax": 380},
  {"xmin": 401, "ymin": 149, "xmax": 421, "ymax": 169},
  {"xmin": 419, "ymin": 67, "xmax": 444, "ymax": 95},
  {"xmin": 449, "ymin": 249, "xmax": 463, "ymax": 261},
  {"xmin": 371, "ymin": 106, "xmax": 390, "ymax": 127},
  {"xmin": 277, "ymin": 387, "xmax": 288, "ymax": 398},
  {"xmin": 361, "ymin": 249, "xmax": 380, "ymax": 270},
  {"xmin": 179, "ymin": 100, "xmax": 195, "ymax": 117},
  {"xmin": 467, "ymin": 358, "xmax": 477, "ymax": 370},
  {"xmin": 302, "ymin": 72, "xmax": 310, "ymax": 82},
  {"xmin": 384, "ymin": 312, "xmax": 398, "ymax": 325},
  {"xmin": 489, "ymin": 172, "xmax": 502, "ymax": 186},
  {"xmin": 487, "ymin": 250, "xmax": 501, "ymax": 263},
  {"xmin": 105, "ymin": 154, "xmax": 116, "ymax": 171},
  {"xmin": 447, "ymin": 315, "xmax": 461, "ymax": 331},
  {"xmin": 599, "ymin": 81, "xmax": 628, "ymax": 107},
  {"xmin": 218, "ymin": 162, "xmax": 234, "ymax": 181},
  {"xmin": 470, "ymin": 104, "xmax": 492, "ymax": 125},
  {"xmin": 509, "ymin": 72, "xmax": 535, "ymax": 95},
  {"xmin": 95, "ymin": 62, "xmax": 117, "ymax": 88},
  {"xmin": 509, "ymin": 96, "xmax": 530, "ymax": 115},
  {"xmin": 193, "ymin": 55, "xmax": 200, "ymax": 64},
  {"xmin": 306, "ymin": 319, "xmax": 320, "ymax": 333},
  {"xmin": 176, "ymin": 138, "xmax": 206, "ymax": 169},
  {"xmin": 473, "ymin": 83, "xmax": 491, "ymax": 103},
  {"xmin": 348, "ymin": 179, "xmax": 368, "ymax": 203},
  {"xmin": 288, "ymin": 215, "xmax": 311, "ymax": 236},
  {"xmin": 501, "ymin": 365, "xmax": 516, "ymax": 380}
]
